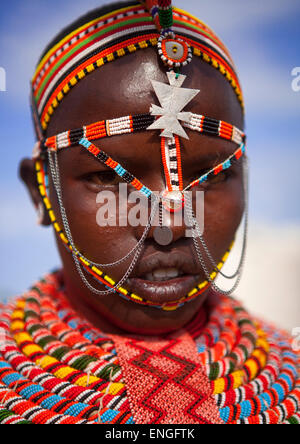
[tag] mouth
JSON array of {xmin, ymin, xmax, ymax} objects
[
  {"xmin": 126, "ymin": 264, "xmax": 204, "ymax": 306},
  {"xmin": 143, "ymin": 267, "xmax": 186, "ymax": 282}
]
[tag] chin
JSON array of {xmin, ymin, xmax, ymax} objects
[{"xmin": 106, "ymin": 292, "xmax": 208, "ymax": 336}]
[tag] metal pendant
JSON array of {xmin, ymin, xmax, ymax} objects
[
  {"xmin": 162, "ymin": 190, "xmax": 184, "ymax": 212},
  {"xmin": 153, "ymin": 226, "xmax": 173, "ymax": 246}
]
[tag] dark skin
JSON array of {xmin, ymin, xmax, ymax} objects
[{"xmin": 20, "ymin": 48, "xmax": 244, "ymax": 336}]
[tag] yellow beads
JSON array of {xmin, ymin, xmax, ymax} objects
[{"xmin": 130, "ymin": 293, "xmax": 143, "ymax": 302}]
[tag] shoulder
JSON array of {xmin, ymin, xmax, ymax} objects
[{"xmin": 203, "ymin": 293, "xmax": 300, "ymax": 424}]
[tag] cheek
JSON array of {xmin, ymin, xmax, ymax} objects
[
  {"xmin": 49, "ymin": 175, "xmax": 135, "ymax": 261},
  {"xmin": 202, "ymin": 175, "xmax": 245, "ymax": 251}
]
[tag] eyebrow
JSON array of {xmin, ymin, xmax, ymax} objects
[
  {"xmin": 74, "ymin": 138, "xmax": 234, "ymax": 170},
  {"xmin": 182, "ymin": 142, "xmax": 237, "ymax": 166},
  {"xmin": 76, "ymin": 143, "xmax": 144, "ymax": 166}
]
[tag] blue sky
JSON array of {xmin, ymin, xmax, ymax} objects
[{"xmin": 0, "ymin": 0, "xmax": 299, "ymax": 297}]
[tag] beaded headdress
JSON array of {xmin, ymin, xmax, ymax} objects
[{"xmin": 31, "ymin": 0, "xmax": 248, "ymax": 310}]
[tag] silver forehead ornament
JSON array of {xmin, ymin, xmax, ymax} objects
[{"xmin": 147, "ymin": 70, "xmax": 200, "ymax": 245}]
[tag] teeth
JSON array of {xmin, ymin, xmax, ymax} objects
[{"xmin": 145, "ymin": 268, "xmax": 181, "ymax": 282}]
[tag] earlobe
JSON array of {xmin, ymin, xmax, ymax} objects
[{"xmin": 19, "ymin": 157, "xmax": 51, "ymax": 226}]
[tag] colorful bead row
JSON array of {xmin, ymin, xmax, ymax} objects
[
  {"xmin": 0, "ymin": 272, "xmax": 298, "ymax": 424},
  {"xmin": 160, "ymin": 136, "xmax": 183, "ymax": 191},
  {"xmin": 188, "ymin": 143, "xmax": 246, "ymax": 190},
  {"xmin": 78, "ymin": 138, "xmax": 152, "ymax": 199},
  {"xmin": 0, "ymin": 292, "xmax": 133, "ymax": 423},
  {"xmin": 31, "ymin": 3, "xmax": 244, "ymax": 132},
  {"xmin": 184, "ymin": 113, "xmax": 245, "ymax": 145},
  {"xmin": 32, "ymin": 4, "xmax": 149, "ymax": 91},
  {"xmin": 158, "ymin": 0, "xmax": 173, "ymax": 30},
  {"xmin": 44, "ymin": 113, "xmax": 155, "ymax": 152},
  {"xmin": 39, "ymin": 35, "xmax": 159, "ymax": 131},
  {"xmin": 43, "ymin": 112, "xmax": 244, "ymax": 153}
]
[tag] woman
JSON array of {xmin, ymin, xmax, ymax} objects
[{"xmin": 0, "ymin": 0, "xmax": 298, "ymax": 424}]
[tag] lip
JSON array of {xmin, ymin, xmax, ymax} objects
[
  {"xmin": 132, "ymin": 250, "xmax": 201, "ymax": 278},
  {"xmin": 126, "ymin": 274, "xmax": 201, "ymax": 305}
]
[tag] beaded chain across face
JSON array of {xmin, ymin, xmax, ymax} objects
[{"xmin": 32, "ymin": 0, "xmax": 248, "ymax": 310}]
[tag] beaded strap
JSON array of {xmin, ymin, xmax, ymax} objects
[
  {"xmin": 79, "ymin": 138, "xmax": 152, "ymax": 199},
  {"xmin": 187, "ymin": 144, "xmax": 246, "ymax": 191},
  {"xmin": 43, "ymin": 112, "xmax": 245, "ymax": 152},
  {"xmin": 40, "ymin": 111, "xmax": 246, "ymax": 199}
]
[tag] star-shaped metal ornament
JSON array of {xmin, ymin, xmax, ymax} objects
[{"xmin": 147, "ymin": 72, "xmax": 200, "ymax": 139}]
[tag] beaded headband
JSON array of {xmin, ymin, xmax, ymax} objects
[
  {"xmin": 31, "ymin": 0, "xmax": 248, "ymax": 310},
  {"xmin": 31, "ymin": 0, "xmax": 243, "ymax": 135}
]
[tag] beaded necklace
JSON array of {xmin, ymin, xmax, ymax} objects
[{"xmin": 0, "ymin": 272, "xmax": 299, "ymax": 424}]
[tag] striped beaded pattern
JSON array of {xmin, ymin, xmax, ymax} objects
[
  {"xmin": 0, "ymin": 272, "xmax": 298, "ymax": 424},
  {"xmin": 43, "ymin": 112, "xmax": 245, "ymax": 152},
  {"xmin": 31, "ymin": 2, "xmax": 244, "ymax": 132},
  {"xmin": 184, "ymin": 113, "xmax": 245, "ymax": 145},
  {"xmin": 157, "ymin": 0, "xmax": 173, "ymax": 30},
  {"xmin": 188, "ymin": 144, "xmax": 246, "ymax": 190},
  {"xmin": 160, "ymin": 136, "xmax": 183, "ymax": 191},
  {"xmin": 44, "ymin": 113, "xmax": 155, "ymax": 151},
  {"xmin": 34, "ymin": 160, "xmax": 232, "ymax": 311},
  {"xmin": 79, "ymin": 138, "xmax": 152, "ymax": 199}
]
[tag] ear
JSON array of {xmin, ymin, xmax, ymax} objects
[{"xmin": 19, "ymin": 158, "xmax": 51, "ymax": 226}]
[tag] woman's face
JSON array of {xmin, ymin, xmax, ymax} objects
[{"xmin": 21, "ymin": 48, "xmax": 245, "ymax": 335}]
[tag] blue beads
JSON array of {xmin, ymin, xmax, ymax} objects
[
  {"xmin": 2, "ymin": 372, "xmax": 21, "ymax": 386},
  {"xmin": 198, "ymin": 173, "xmax": 208, "ymax": 184},
  {"xmin": 280, "ymin": 373, "xmax": 293, "ymax": 391},
  {"xmin": 20, "ymin": 384, "xmax": 43, "ymax": 399},
  {"xmin": 272, "ymin": 382, "xmax": 285, "ymax": 402},
  {"xmin": 222, "ymin": 159, "xmax": 231, "ymax": 170},
  {"xmin": 240, "ymin": 400, "xmax": 252, "ymax": 418},
  {"xmin": 64, "ymin": 402, "xmax": 87, "ymax": 417},
  {"xmin": 41, "ymin": 394, "xmax": 64, "ymax": 410},
  {"xmin": 140, "ymin": 185, "xmax": 152, "ymax": 197},
  {"xmin": 125, "ymin": 416, "xmax": 135, "ymax": 424},
  {"xmin": 219, "ymin": 406, "xmax": 230, "ymax": 423},
  {"xmin": 99, "ymin": 408, "xmax": 119, "ymax": 423},
  {"xmin": 114, "ymin": 164, "xmax": 126, "ymax": 177},
  {"xmin": 79, "ymin": 138, "xmax": 91, "ymax": 148}
]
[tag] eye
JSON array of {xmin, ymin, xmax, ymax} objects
[
  {"xmin": 85, "ymin": 170, "xmax": 123, "ymax": 186},
  {"xmin": 191, "ymin": 168, "xmax": 233, "ymax": 188},
  {"xmin": 207, "ymin": 170, "xmax": 230, "ymax": 185}
]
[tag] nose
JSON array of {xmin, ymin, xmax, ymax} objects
[{"xmin": 133, "ymin": 190, "xmax": 189, "ymax": 246}]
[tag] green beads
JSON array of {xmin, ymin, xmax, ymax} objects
[{"xmin": 159, "ymin": 8, "xmax": 173, "ymax": 29}]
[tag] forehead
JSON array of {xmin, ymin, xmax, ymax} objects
[{"xmin": 46, "ymin": 47, "xmax": 244, "ymax": 139}]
